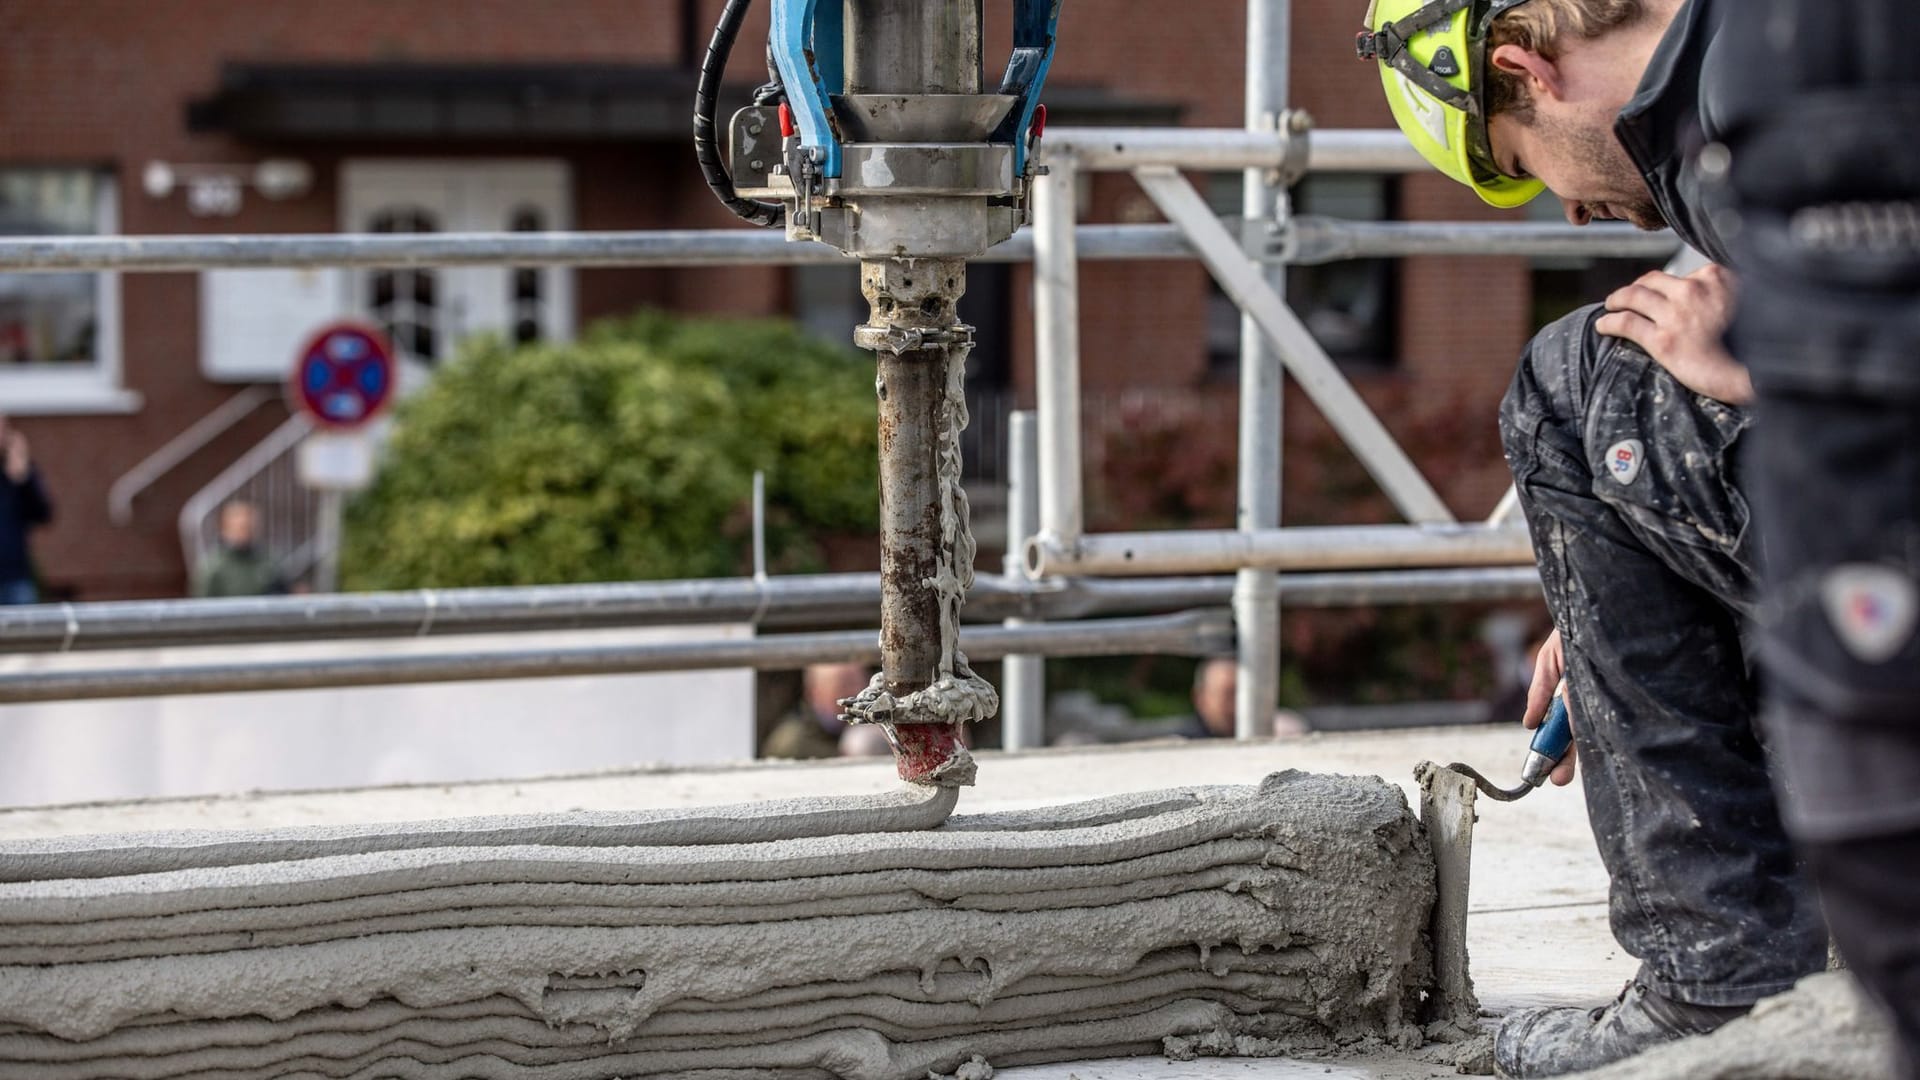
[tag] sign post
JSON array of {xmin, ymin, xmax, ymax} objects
[{"xmin": 287, "ymin": 323, "xmax": 396, "ymax": 591}]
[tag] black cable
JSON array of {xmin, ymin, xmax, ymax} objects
[{"xmin": 694, "ymin": 0, "xmax": 786, "ymax": 228}]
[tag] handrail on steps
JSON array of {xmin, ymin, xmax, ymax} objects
[{"xmin": 107, "ymin": 386, "xmax": 278, "ymax": 526}]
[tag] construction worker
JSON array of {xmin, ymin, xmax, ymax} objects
[
  {"xmin": 1705, "ymin": 3, "xmax": 1920, "ymax": 1077},
  {"xmin": 1355, "ymin": 0, "xmax": 1914, "ymax": 1075}
]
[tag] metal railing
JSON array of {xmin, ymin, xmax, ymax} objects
[
  {"xmin": 0, "ymin": 567, "xmax": 1543, "ymax": 654},
  {"xmin": 106, "ymin": 386, "xmax": 278, "ymax": 527},
  {"xmin": 0, "ymin": 611, "xmax": 1237, "ymax": 705},
  {"xmin": 0, "ymin": 213, "xmax": 1673, "ymax": 274}
]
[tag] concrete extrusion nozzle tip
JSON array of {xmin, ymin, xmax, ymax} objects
[{"xmin": 888, "ymin": 721, "xmax": 978, "ymax": 787}]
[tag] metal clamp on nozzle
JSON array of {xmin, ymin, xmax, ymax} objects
[{"xmin": 852, "ymin": 324, "xmax": 976, "ymax": 355}]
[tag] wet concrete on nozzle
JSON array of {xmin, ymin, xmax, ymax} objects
[{"xmin": 842, "ymin": 257, "xmax": 997, "ymax": 786}]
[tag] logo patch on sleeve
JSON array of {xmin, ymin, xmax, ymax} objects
[
  {"xmin": 1604, "ymin": 439, "xmax": 1645, "ymax": 486},
  {"xmin": 1820, "ymin": 564, "xmax": 1918, "ymax": 664}
]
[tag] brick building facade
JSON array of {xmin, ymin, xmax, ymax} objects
[{"xmin": 0, "ymin": 2, "xmax": 1631, "ymax": 600}]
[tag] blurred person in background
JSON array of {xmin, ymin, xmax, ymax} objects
[
  {"xmin": 1181, "ymin": 657, "xmax": 1240, "ymax": 739},
  {"xmin": 192, "ymin": 500, "xmax": 285, "ymax": 598},
  {"xmin": 1180, "ymin": 657, "xmax": 1309, "ymax": 739},
  {"xmin": 0, "ymin": 414, "xmax": 51, "ymax": 605},
  {"xmin": 762, "ymin": 661, "xmax": 871, "ymax": 760}
]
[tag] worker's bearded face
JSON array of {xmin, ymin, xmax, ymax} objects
[{"xmin": 1487, "ymin": 109, "xmax": 1668, "ymax": 232}]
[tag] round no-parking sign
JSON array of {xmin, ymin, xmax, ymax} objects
[{"xmin": 290, "ymin": 323, "xmax": 395, "ymax": 429}]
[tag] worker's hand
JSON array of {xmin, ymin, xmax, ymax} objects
[
  {"xmin": 1523, "ymin": 629, "xmax": 1578, "ymax": 786},
  {"xmin": 1596, "ymin": 265, "xmax": 1753, "ymax": 406},
  {"xmin": 3, "ymin": 430, "xmax": 29, "ymax": 484}
]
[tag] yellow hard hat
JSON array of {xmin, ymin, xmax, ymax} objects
[{"xmin": 1357, "ymin": 0, "xmax": 1547, "ymax": 208}]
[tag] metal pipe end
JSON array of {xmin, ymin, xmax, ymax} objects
[
  {"xmin": 1021, "ymin": 530, "xmax": 1067, "ymax": 580},
  {"xmin": 1022, "ymin": 535, "xmax": 1049, "ymax": 580}
]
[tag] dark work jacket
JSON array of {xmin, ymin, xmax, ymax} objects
[
  {"xmin": 0, "ymin": 467, "xmax": 51, "ymax": 583},
  {"xmin": 1613, "ymin": 0, "xmax": 1731, "ymax": 265},
  {"xmin": 1703, "ymin": 0, "xmax": 1920, "ymax": 401}
]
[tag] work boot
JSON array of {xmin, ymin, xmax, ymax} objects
[{"xmin": 1494, "ymin": 979, "xmax": 1751, "ymax": 1078}]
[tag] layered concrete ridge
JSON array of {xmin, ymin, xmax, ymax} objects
[{"xmin": 0, "ymin": 771, "xmax": 1438, "ymax": 1079}]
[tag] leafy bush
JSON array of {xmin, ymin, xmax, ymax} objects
[{"xmin": 341, "ymin": 312, "xmax": 879, "ymax": 589}]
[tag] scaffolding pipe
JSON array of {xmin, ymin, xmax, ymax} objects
[
  {"xmin": 1033, "ymin": 158, "xmax": 1085, "ymax": 552},
  {"xmin": 0, "ymin": 218, "xmax": 1678, "ymax": 275},
  {"xmin": 1234, "ymin": 0, "xmax": 1287, "ymax": 740},
  {"xmin": 0, "ymin": 611, "xmax": 1233, "ymax": 705},
  {"xmin": 1027, "ymin": 524, "xmax": 1537, "ymax": 577},
  {"xmin": 1282, "ymin": 566, "xmax": 1539, "ymax": 605},
  {"xmin": 0, "ymin": 568, "xmax": 1540, "ymax": 654},
  {"xmin": 1304, "ymin": 128, "xmax": 1433, "ymax": 173},
  {"xmin": 1038, "ymin": 127, "xmax": 1427, "ymax": 173},
  {"xmin": 0, "ymin": 226, "xmax": 1180, "ymax": 274},
  {"xmin": 1040, "ymin": 128, "xmax": 1296, "ymax": 171},
  {"xmin": 1283, "ymin": 217, "xmax": 1680, "ymax": 264},
  {"xmin": 1000, "ymin": 410, "xmax": 1045, "ymax": 750}
]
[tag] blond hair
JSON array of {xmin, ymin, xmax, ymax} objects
[{"xmin": 1487, "ymin": 0, "xmax": 1646, "ymax": 121}]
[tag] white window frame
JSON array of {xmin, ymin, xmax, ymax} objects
[{"xmin": 0, "ymin": 171, "xmax": 140, "ymax": 415}]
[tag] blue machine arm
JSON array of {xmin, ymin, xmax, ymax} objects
[
  {"xmin": 767, "ymin": 0, "xmax": 1064, "ymax": 180},
  {"xmin": 768, "ymin": 0, "xmax": 844, "ymax": 178},
  {"xmin": 997, "ymin": 0, "xmax": 1065, "ymax": 174}
]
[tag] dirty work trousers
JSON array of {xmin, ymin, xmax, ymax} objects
[
  {"xmin": 1498, "ymin": 308, "xmax": 1827, "ymax": 1007},
  {"xmin": 1708, "ymin": 1, "xmax": 1920, "ymax": 1073}
]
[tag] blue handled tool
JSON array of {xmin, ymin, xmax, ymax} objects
[{"xmin": 1450, "ymin": 687, "xmax": 1574, "ymax": 802}]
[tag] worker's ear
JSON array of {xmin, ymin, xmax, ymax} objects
[{"xmin": 1489, "ymin": 44, "xmax": 1565, "ymax": 104}]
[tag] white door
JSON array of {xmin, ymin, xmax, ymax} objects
[{"xmin": 340, "ymin": 160, "xmax": 574, "ymax": 380}]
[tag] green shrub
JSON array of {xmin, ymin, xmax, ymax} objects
[{"xmin": 340, "ymin": 313, "xmax": 879, "ymax": 589}]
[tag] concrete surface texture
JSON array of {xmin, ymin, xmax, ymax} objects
[{"xmin": 0, "ymin": 769, "xmax": 1440, "ymax": 1078}]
